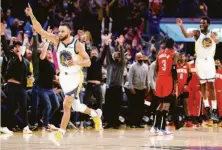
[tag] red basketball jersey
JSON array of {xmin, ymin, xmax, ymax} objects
[
  {"xmin": 177, "ymin": 62, "xmax": 189, "ymax": 94},
  {"xmin": 157, "ymin": 49, "xmax": 175, "ymax": 77},
  {"xmin": 215, "ymin": 69, "xmax": 222, "ymax": 91},
  {"xmin": 156, "ymin": 49, "xmax": 175, "ymax": 97},
  {"xmin": 188, "ymin": 60, "xmax": 200, "ymax": 87}
]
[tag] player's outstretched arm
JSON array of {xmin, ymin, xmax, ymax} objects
[
  {"xmin": 76, "ymin": 41, "xmax": 91, "ymax": 67},
  {"xmin": 25, "ymin": 3, "xmax": 59, "ymax": 46},
  {"xmin": 176, "ymin": 18, "xmax": 198, "ymax": 39}
]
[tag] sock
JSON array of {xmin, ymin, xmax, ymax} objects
[
  {"xmin": 154, "ymin": 110, "xmax": 162, "ymax": 129},
  {"xmin": 59, "ymin": 128, "xmax": 65, "ymax": 134},
  {"xmin": 90, "ymin": 109, "xmax": 97, "ymax": 118},
  {"xmin": 211, "ymin": 100, "xmax": 217, "ymax": 110},
  {"xmin": 161, "ymin": 110, "xmax": 168, "ymax": 130},
  {"xmin": 203, "ymin": 99, "xmax": 210, "ymax": 108}
]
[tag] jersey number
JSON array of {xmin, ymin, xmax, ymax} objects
[{"xmin": 162, "ymin": 60, "xmax": 166, "ymax": 71}]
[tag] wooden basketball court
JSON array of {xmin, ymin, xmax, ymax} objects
[{"xmin": 1, "ymin": 126, "xmax": 222, "ymax": 150}]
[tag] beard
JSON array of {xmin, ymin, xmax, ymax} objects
[{"xmin": 59, "ymin": 34, "xmax": 69, "ymax": 41}]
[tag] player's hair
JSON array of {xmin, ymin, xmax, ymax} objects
[
  {"xmin": 60, "ymin": 21, "xmax": 72, "ymax": 30},
  {"xmin": 201, "ymin": 16, "xmax": 210, "ymax": 24},
  {"xmin": 165, "ymin": 38, "xmax": 174, "ymax": 49}
]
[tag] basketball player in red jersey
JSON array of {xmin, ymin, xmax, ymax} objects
[
  {"xmin": 215, "ymin": 60, "xmax": 222, "ymax": 127},
  {"xmin": 176, "ymin": 53, "xmax": 193, "ymax": 126},
  {"xmin": 186, "ymin": 57, "xmax": 202, "ymax": 127},
  {"xmin": 150, "ymin": 38, "xmax": 178, "ymax": 135}
]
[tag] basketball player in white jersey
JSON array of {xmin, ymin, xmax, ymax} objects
[
  {"xmin": 176, "ymin": 16, "xmax": 220, "ymax": 124},
  {"xmin": 25, "ymin": 4, "xmax": 102, "ymax": 146}
]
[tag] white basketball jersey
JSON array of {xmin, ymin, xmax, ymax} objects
[
  {"xmin": 195, "ymin": 30, "xmax": 216, "ymax": 59},
  {"xmin": 57, "ymin": 37, "xmax": 82, "ymax": 73}
]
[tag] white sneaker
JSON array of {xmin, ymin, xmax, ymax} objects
[
  {"xmin": 23, "ymin": 126, "xmax": 33, "ymax": 134},
  {"xmin": 92, "ymin": 109, "xmax": 103, "ymax": 131},
  {"xmin": 0, "ymin": 127, "xmax": 13, "ymax": 134},
  {"xmin": 48, "ymin": 124, "xmax": 59, "ymax": 131}
]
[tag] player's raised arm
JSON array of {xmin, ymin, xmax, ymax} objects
[
  {"xmin": 25, "ymin": 3, "xmax": 59, "ymax": 46},
  {"xmin": 176, "ymin": 18, "xmax": 199, "ymax": 39}
]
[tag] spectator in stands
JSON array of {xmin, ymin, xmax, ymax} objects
[
  {"xmin": 1, "ymin": 23, "xmax": 32, "ymax": 134},
  {"xmin": 84, "ymin": 35, "xmax": 110, "ymax": 111},
  {"xmin": 29, "ymin": 29, "xmax": 40, "ymax": 129},
  {"xmin": 145, "ymin": 9, "xmax": 162, "ymax": 38},
  {"xmin": 104, "ymin": 35, "xmax": 126, "ymax": 129},
  {"xmin": 38, "ymin": 33, "xmax": 60, "ymax": 132},
  {"xmin": 149, "ymin": 0, "xmax": 162, "ymax": 14},
  {"xmin": 127, "ymin": 52, "xmax": 150, "ymax": 128}
]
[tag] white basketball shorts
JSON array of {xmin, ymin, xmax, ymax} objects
[
  {"xmin": 59, "ymin": 71, "xmax": 84, "ymax": 97},
  {"xmin": 195, "ymin": 57, "xmax": 216, "ymax": 84}
]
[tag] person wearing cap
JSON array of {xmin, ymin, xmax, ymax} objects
[{"xmin": 1, "ymin": 23, "xmax": 32, "ymax": 134}]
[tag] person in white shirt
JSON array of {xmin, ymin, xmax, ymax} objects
[{"xmin": 177, "ymin": 16, "xmax": 220, "ymax": 125}]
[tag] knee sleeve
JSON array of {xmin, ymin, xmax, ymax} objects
[{"xmin": 72, "ymin": 97, "xmax": 87, "ymax": 113}]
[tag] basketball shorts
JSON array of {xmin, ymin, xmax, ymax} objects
[
  {"xmin": 156, "ymin": 75, "xmax": 173, "ymax": 98},
  {"xmin": 195, "ymin": 58, "xmax": 216, "ymax": 84},
  {"xmin": 59, "ymin": 71, "xmax": 84, "ymax": 98}
]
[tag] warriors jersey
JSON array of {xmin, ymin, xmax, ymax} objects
[
  {"xmin": 195, "ymin": 30, "xmax": 216, "ymax": 59},
  {"xmin": 57, "ymin": 37, "xmax": 82, "ymax": 73}
]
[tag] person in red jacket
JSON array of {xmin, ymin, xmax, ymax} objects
[
  {"xmin": 215, "ymin": 59, "xmax": 222, "ymax": 127},
  {"xmin": 176, "ymin": 53, "xmax": 193, "ymax": 127},
  {"xmin": 187, "ymin": 58, "xmax": 202, "ymax": 127},
  {"xmin": 150, "ymin": 38, "xmax": 178, "ymax": 135}
]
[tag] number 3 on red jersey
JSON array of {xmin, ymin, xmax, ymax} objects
[{"xmin": 162, "ymin": 60, "xmax": 166, "ymax": 71}]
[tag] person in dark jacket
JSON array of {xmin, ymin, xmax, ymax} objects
[{"xmin": 1, "ymin": 25, "xmax": 32, "ymax": 134}]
